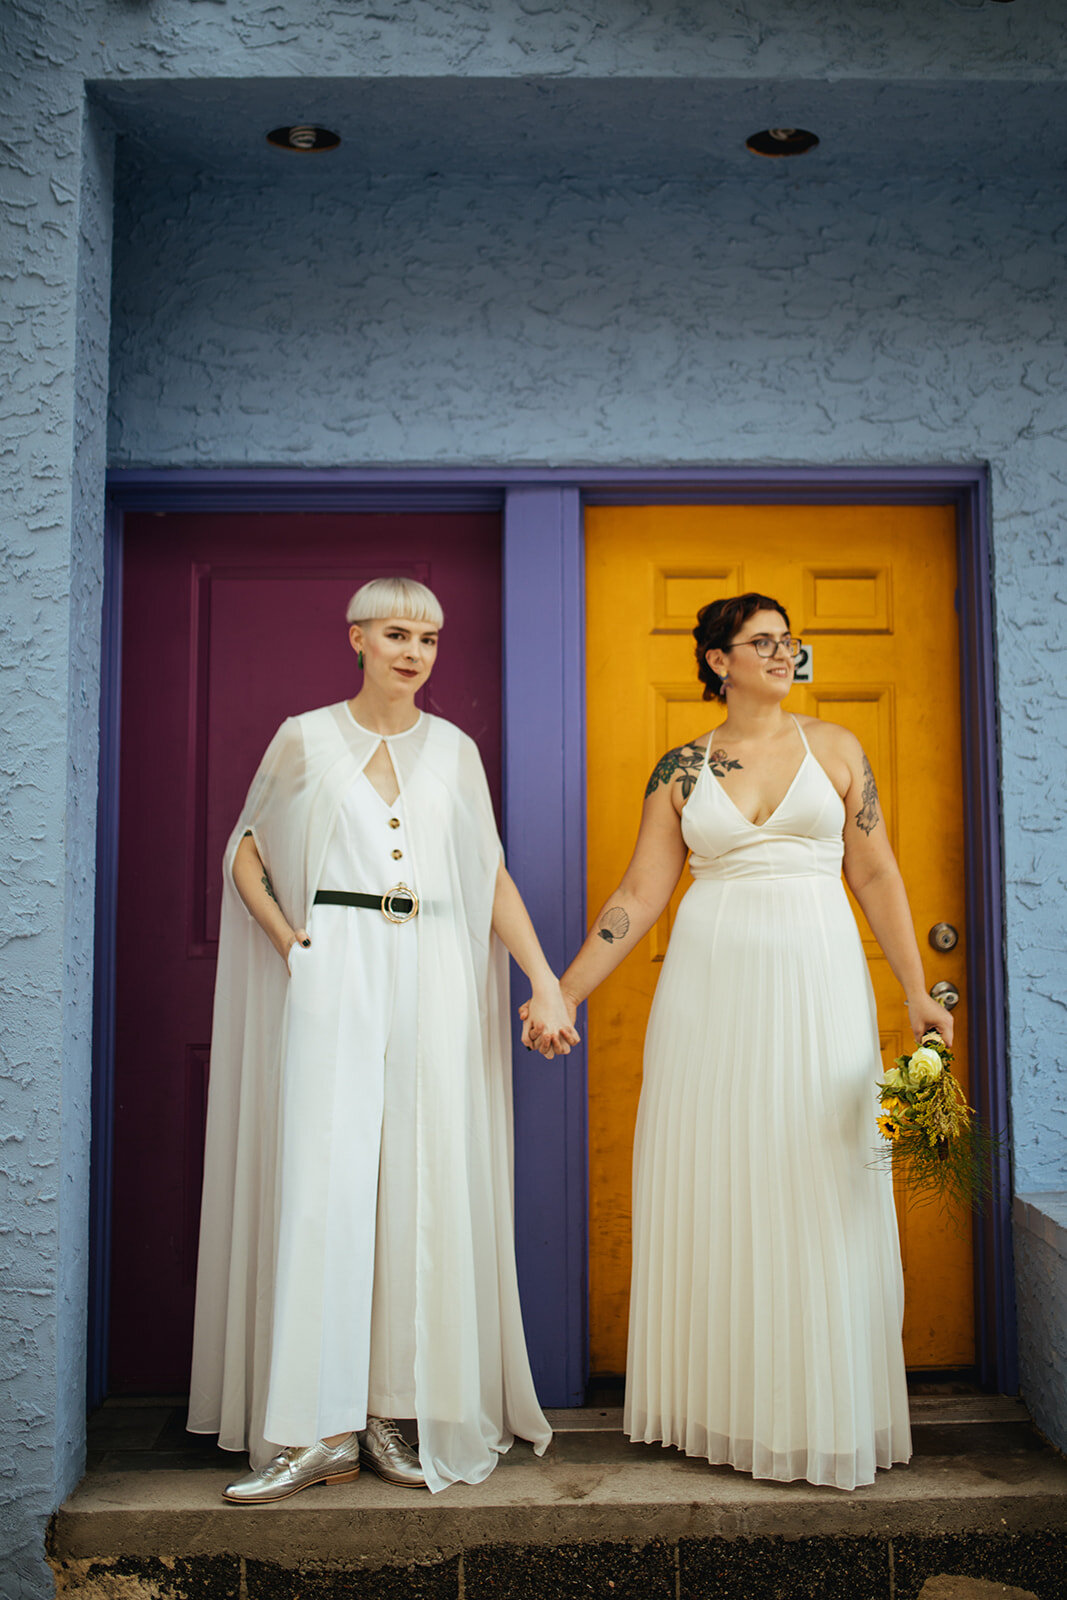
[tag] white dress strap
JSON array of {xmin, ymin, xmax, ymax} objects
[{"xmin": 791, "ymin": 714, "xmax": 812, "ymax": 755}]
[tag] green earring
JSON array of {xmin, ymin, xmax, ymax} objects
[{"xmin": 358, "ymin": 649, "xmax": 365, "ymax": 669}]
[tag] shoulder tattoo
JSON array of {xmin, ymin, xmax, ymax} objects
[
  {"xmin": 855, "ymin": 755, "xmax": 880, "ymax": 836},
  {"xmin": 645, "ymin": 742, "xmax": 706, "ymax": 800}
]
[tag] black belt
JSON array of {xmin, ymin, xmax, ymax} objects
[{"xmin": 313, "ymin": 885, "xmax": 419, "ymax": 923}]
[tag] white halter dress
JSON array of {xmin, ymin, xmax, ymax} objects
[{"xmin": 624, "ymin": 718, "xmax": 912, "ymax": 1489}]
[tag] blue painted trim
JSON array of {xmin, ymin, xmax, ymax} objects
[
  {"xmin": 109, "ymin": 464, "xmax": 987, "ymax": 499},
  {"xmin": 957, "ymin": 472, "xmax": 1016, "ymax": 1394},
  {"xmin": 503, "ymin": 486, "xmax": 588, "ymax": 1407},
  {"xmin": 88, "ymin": 500, "xmax": 123, "ymax": 1411}
]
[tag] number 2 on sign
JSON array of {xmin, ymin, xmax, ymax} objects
[{"xmin": 792, "ymin": 644, "xmax": 814, "ymax": 684}]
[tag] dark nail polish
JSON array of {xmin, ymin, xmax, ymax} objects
[{"xmin": 302, "ymin": 939, "xmax": 311, "ymax": 947}]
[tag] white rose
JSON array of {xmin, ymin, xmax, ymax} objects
[{"xmin": 907, "ymin": 1045, "xmax": 943, "ymax": 1085}]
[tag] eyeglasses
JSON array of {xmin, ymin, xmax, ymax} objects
[{"xmin": 724, "ymin": 635, "xmax": 803, "ymax": 660}]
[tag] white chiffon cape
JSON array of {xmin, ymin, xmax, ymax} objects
[{"xmin": 187, "ymin": 704, "xmax": 551, "ymax": 1491}]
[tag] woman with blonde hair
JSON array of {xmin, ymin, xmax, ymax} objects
[{"xmin": 189, "ymin": 576, "xmax": 576, "ymax": 1500}]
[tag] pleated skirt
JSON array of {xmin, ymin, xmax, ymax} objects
[{"xmin": 624, "ymin": 872, "xmax": 912, "ymax": 1489}]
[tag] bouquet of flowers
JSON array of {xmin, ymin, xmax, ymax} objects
[{"xmin": 875, "ymin": 1031, "xmax": 996, "ymax": 1216}]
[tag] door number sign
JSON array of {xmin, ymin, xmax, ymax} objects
[{"xmin": 793, "ymin": 644, "xmax": 814, "ymax": 683}]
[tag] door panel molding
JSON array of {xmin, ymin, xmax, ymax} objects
[{"xmin": 93, "ymin": 465, "xmax": 1009, "ymax": 1412}]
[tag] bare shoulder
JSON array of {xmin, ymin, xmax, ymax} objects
[
  {"xmin": 794, "ymin": 715, "xmax": 865, "ymax": 805},
  {"xmin": 796, "ymin": 714, "xmax": 863, "ymax": 765},
  {"xmin": 645, "ymin": 738, "xmax": 708, "ymax": 802}
]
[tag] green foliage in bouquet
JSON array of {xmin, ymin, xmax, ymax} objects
[{"xmin": 875, "ymin": 1031, "xmax": 999, "ymax": 1218}]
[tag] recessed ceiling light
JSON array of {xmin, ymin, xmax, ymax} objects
[
  {"xmin": 746, "ymin": 127, "xmax": 820, "ymax": 158},
  {"xmin": 266, "ymin": 125, "xmax": 341, "ymax": 153}
]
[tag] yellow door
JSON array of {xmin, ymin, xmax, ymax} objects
[{"xmin": 585, "ymin": 503, "xmax": 972, "ymax": 1375}]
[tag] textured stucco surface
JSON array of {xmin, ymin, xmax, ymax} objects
[
  {"xmin": 1014, "ymin": 1196, "xmax": 1067, "ymax": 1455},
  {"xmin": 2, "ymin": 1, "xmax": 1066, "ymax": 1596},
  {"xmin": 106, "ymin": 157, "xmax": 1067, "ymax": 1195},
  {"xmin": 12, "ymin": 0, "xmax": 1067, "ymax": 85},
  {"xmin": 0, "ymin": 12, "xmax": 115, "ymax": 1582}
]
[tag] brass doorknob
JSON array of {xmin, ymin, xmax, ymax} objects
[
  {"xmin": 930, "ymin": 980, "xmax": 960, "ymax": 1011},
  {"xmin": 929, "ymin": 922, "xmax": 959, "ymax": 952}
]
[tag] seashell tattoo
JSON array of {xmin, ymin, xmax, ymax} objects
[{"xmin": 597, "ymin": 906, "xmax": 631, "ymax": 943}]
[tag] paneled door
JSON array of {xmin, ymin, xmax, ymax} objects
[
  {"xmin": 110, "ymin": 511, "xmax": 501, "ymax": 1392},
  {"xmin": 585, "ymin": 503, "xmax": 972, "ymax": 1376}
]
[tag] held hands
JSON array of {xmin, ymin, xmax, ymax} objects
[
  {"xmin": 906, "ymin": 992, "xmax": 954, "ymax": 1048},
  {"xmin": 519, "ymin": 984, "xmax": 581, "ymax": 1059}
]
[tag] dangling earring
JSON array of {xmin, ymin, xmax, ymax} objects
[{"xmin": 358, "ymin": 649, "xmax": 365, "ymax": 669}]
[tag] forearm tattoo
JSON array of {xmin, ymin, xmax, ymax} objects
[
  {"xmin": 855, "ymin": 755, "xmax": 880, "ymax": 835},
  {"xmin": 598, "ymin": 906, "xmax": 631, "ymax": 944},
  {"xmin": 261, "ymin": 872, "xmax": 278, "ymax": 904},
  {"xmin": 645, "ymin": 743, "xmax": 707, "ymax": 800}
]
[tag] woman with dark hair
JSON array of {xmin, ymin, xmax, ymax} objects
[{"xmin": 529, "ymin": 592, "xmax": 951, "ymax": 1489}]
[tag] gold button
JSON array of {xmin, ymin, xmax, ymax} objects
[
  {"xmin": 392, "ymin": 848, "xmax": 403, "ymax": 860},
  {"xmin": 389, "ymin": 817, "xmax": 400, "ymax": 829}
]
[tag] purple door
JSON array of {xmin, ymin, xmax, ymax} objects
[{"xmin": 110, "ymin": 511, "xmax": 501, "ymax": 1391}]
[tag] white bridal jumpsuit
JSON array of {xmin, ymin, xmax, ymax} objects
[
  {"xmin": 266, "ymin": 730, "xmax": 420, "ymax": 1445},
  {"xmin": 188, "ymin": 706, "xmax": 550, "ymax": 1490}
]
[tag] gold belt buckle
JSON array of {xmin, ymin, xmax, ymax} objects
[{"xmin": 381, "ymin": 883, "xmax": 419, "ymax": 924}]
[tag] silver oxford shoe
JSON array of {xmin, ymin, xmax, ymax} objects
[
  {"xmin": 358, "ymin": 1416, "xmax": 426, "ymax": 1488},
  {"xmin": 222, "ymin": 1434, "xmax": 361, "ymax": 1503}
]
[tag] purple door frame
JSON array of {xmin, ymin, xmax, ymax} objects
[{"xmin": 91, "ymin": 464, "xmax": 1012, "ymax": 1411}]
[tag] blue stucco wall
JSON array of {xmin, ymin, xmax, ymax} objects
[
  {"xmin": 106, "ymin": 158, "xmax": 1066, "ymax": 1178},
  {"xmin": 1, "ymin": 6, "xmax": 114, "ymax": 1587},
  {"xmin": 2, "ymin": 1, "xmax": 1067, "ymax": 1594}
]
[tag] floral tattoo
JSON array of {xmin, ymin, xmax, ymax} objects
[
  {"xmin": 855, "ymin": 755, "xmax": 880, "ymax": 835},
  {"xmin": 598, "ymin": 906, "xmax": 631, "ymax": 943},
  {"xmin": 707, "ymin": 747, "xmax": 743, "ymax": 779},
  {"xmin": 261, "ymin": 872, "xmax": 278, "ymax": 904}
]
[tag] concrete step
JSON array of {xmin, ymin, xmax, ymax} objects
[{"xmin": 50, "ymin": 1398, "xmax": 1067, "ymax": 1598}]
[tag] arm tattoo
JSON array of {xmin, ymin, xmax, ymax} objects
[
  {"xmin": 597, "ymin": 906, "xmax": 631, "ymax": 944},
  {"xmin": 261, "ymin": 872, "xmax": 278, "ymax": 904},
  {"xmin": 707, "ymin": 747, "xmax": 743, "ymax": 779},
  {"xmin": 645, "ymin": 742, "xmax": 708, "ymax": 800},
  {"xmin": 855, "ymin": 755, "xmax": 880, "ymax": 836}
]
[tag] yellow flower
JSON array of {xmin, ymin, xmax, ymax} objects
[
  {"xmin": 876, "ymin": 1113, "xmax": 900, "ymax": 1140},
  {"xmin": 882, "ymin": 1097, "xmax": 904, "ymax": 1115}
]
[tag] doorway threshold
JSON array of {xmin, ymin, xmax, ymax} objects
[{"xmin": 51, "ymin": 1396, "xmax": 1066, "ymax": 1598}]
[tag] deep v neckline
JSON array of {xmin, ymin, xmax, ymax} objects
[{"xmin": 704, "ymin": 716, "xmax": 810, "ymax": 831}]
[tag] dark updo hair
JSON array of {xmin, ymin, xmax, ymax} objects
[{"xmin": 693, "ymin": 593, "xmax": 791, "ymax": 702}]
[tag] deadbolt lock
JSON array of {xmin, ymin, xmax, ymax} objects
[
  {"xmin": 930, "ymin": 980, "xmax": 960, "ymax": 1011},
  {"xmin": 929, "ymin": 922, "xmax": 959, "ymax": 952}
]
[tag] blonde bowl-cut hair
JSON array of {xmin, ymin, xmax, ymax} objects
[{"xmin": 345, "ymin": 576, "xmax": 444, "ymax": 629}]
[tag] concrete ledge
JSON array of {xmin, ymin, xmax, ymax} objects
[
  {"xmin": 1014, "ymin": 1193, "xmax": 1067, "ymax": 1260},
  {"xmin": 50, "ymin": 1399, "xmax": 1067, "ymax": 1596},
  {"xmin": 1014, "ymin": 1192, "xmax": 1067, "ymax": 1456},
  {"xmin": 51, "ymin": 1441, "xmax": 1067, "ymax": 1568}
]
